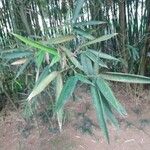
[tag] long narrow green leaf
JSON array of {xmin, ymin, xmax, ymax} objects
[
  {"xmin": 75, "ymin": 74, "xmax": 94, "ymax": 85},
  {"xmin": 81, "ymin": 53, "xmax": 94, "ymax": 75},
  {"xmin": 15, "ymin": 58, "xmax": 32, "ymax": 79},
  {"xmin": 97, "ymin": 89, "xmax": 110, "ymax": 143},
  {"xmin": 72, "ymin": 0, "xmax": 85, "ymax": 22},
  {"xmin": 42, "ymin": 35, "xmax": 75, "ymax": 45},
  {"xmin": 60, "ymin": 46, "xmax": 83, "ymax": 71},
  {"xmin": 99, "ymin": 72, "xmax": 150, "ymax": 84},
  {"xmin": 35, "ymin": 50, "xmax": 45, "ymax": 68},
  {"xmin": 91, "ymin": 85, "xmax": 109, "ymax": 142},
  {"xmin": 50, "ymin": 55, "xmax": 61, "ymax": 67},
  {"xmin": 35, "ymin": 65, "xmax": 50, "ymax": 87},
  {"xmin": 74, "ymin": 28, "xmax": 95, "ymax": 40},
  {"xmin": 96, "ymin": 78, "xmax": 127, "ymax": 116},
  {"xmin": 74, "ymin": 21, "xmax": 106, "ymax": 27},
  {"xmin": 88, "ymin": 49, "xmax": 119, "ymax": 61},
  {"xmin": 27, "ymin": 71, "xmax": 59, "ymax": 101},
  {"xmin": 56, "ymin": 74, "xmax": 64, "ymax": 131},
  {"xmin": 81, "ymin": 33, "xmax": 118, "ymax": 48},
  {"xmin": 101, "ymin": 94, "xmax": 119, "ymax": 128},
  {"xmin": 84, "ymin": 51, "xmax": 108, "ymax": 68},
  {"xmin": 12, "ymin": 33, "xmax": 59, "ymax": 56},
  {"xmin": 55, "ymin": 76, "xmax": 78, "ymax": 112},
  {"xmin": 2, "ymin": 49, "xmax": 33, "ymax": 60}
]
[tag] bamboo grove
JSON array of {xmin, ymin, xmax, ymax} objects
[
  {"xmin": 0, "ymin": 0, "xmax": 150, "ymax": 142},
  {"xmin": 0, "ymin": 0, "xmax": 150, "ymax": 75}
]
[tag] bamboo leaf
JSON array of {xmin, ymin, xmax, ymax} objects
[
  {"xmin": 55, "ymin": 76, "xmax": 78, "ymax": 112},
  {"xmin": 50, "ymin": 55, "xmax": 61, "ymax": 67},
  {"xmin": 74, "ymin": 28, "xmax": 95, "ymax": 40},
  {"xmin": 96, "ymin": 78, "xmax": 127, "ymax": 116},
  {"xmin": 35, "ymin": 65, "xmax": 50, "ymax": 87},
  {"xmin": 84, "ymin": 51, "xmax": 108, "ymax": 68},
  {"xmin": 35, "ymin": 50, "xmax": 45, "ymax": 68},
  {"xmin": 101, "ymin": 95, "xmax": 119, "ymax": 128},
  {"xmin": 72, "ymin": 0, "xmax": 85, "ymax": 22},
  {"xmin": 2, "ymin": 49, "xmax": 33, "ymax": 60},
  {"xmin": 81, "ymin": 33, "xmax": 118, "ymax": 48},
  {"xmin": 74, "ymin": 21, "xmax": 106, "ymax": 27},
  {"xmin": 27, "ymin": 71, "xmax": 59, "ymax": 101},
  {"xmin": 56, "ymin": 74, "xmax": 64, "ymax": 131},
  {"xmin": 12, "ymin": 33, "xmax": 59, "ymax": 56},
  {"xmin": 75, "ymin": 74, "xmax": 94, "ymax": 85},
  {"xmin": 91, "ymin": 85, "xmax": 109, "ymax": 142},
  {"xmin": 15, "ymin": 58, "xmax": 32, "ymax": 79},
  {"xmin": 81, "ymin": 53, "xmax": 94, "ymax": 75},
  {"xmin": 11, "ymin": 58, "xmax": 27, "ymax": 65},
  {"xmin": 99, "ymin": 72, "xmax": 150, "ymax": 84},
  {"xmin": 60, "ymin": 46, "xmax": 83, "ymax": 70},
  {"xmin": 87, "ymin": 49, "xmax": 119, "ymax": 61},
  {"xmin": 42, "ymin": 35, "xmax": 75, "ymax": 45}
]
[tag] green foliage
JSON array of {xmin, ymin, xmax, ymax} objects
[
  {"xmin": 55, "ymin": 76, "xmax": 78, "ymax": 112},
  {"xmin": 2, "ymin": 0, "xmax": 150, "ymax": 143},
  {"xmin": 56, "ymin": 74, "xmax": 64, "ymax": 131},
  {"xmin": 80, "ymin": 33, "xmax": 118, "ymax": 48},
  {"xmin": 74, "ymin": 28, "xmax": 95, "ymax": 40},
  {"xmin": 72, "ymin": 0, "xmax": 85, "ymax": 22},
  {"xmin": 11, "ymin": 34, "xmax": 59, "ymax": 56},
  {"xmin": 81, "ymin": 53, "xmax": 94, "ymax": 75},
  {"xmin": 11, "ymin": 33, "xmax": 60, "ymax": 67},
  {"xmin": 2, "ymin": 49, "xmax": 33, "ymax": 60},
  {"xmin": 60, "ymin": 46, "xmax": 83, "ymax": 71},
  {"xmin": 27, "ymin": 71, "xmax": 59, "ymax": 101},
  {"xmin": 86, "ymin": 49, "xmax": 120, "ymax": 61},
  {"xmin": 99, "ymin": 72, "xmax": 150, "ymax": 83},
  {"xmin": 43, "ymin": 35, "xmax": 75, "ymax": 45},
  {"xmin": 83, "ymin": 51, "xmax": 108, "ymax": 68},
  {"xmin": 74, "ymin": 21, "xmax": 106, "ymax": 27},
  {"xmin": 91, "ymin": 85, "xmax": 109, "ymax": 142},
  {"xmin": 96, "ymin": 78, "xmax": 127, "ymax": 116}
]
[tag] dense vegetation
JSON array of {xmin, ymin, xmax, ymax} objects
[{"xmin": 0, "ymin": 0, "xmax": 150, "ymax": 142}]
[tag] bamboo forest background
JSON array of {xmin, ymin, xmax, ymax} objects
[{"xmin": 0, "ymin": 0, "xmax": 150, "ymax": 76}]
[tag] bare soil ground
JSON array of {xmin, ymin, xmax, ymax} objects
[{"xmin": 0, "ymin": 85, "xmax": 150, "ymax": 150}]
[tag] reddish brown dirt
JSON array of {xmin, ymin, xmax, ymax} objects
[{"xmin": 0, "ymin": 85, "xmax": 150, "ymax": 150}]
